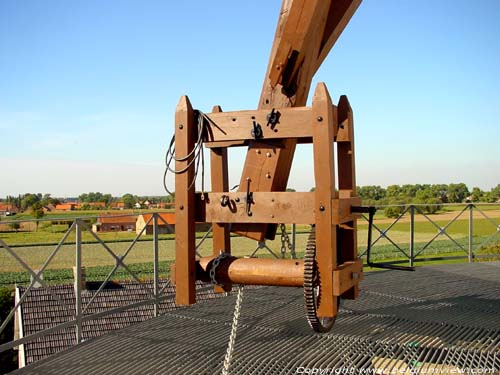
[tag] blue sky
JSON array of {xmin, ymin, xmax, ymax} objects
[{"xmin": 1, "ymin": 0, "xmax": 499, "ymax": 197}]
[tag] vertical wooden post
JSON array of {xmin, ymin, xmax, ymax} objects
[
  {"xmin": 210, "ymin": 105, "xmax": 232, "ymax": 293},
  {"xmin": 311, "ymin": 83, "xmax": 337, "ymax": 318},
  {"xmin": 336, "ymin": 94, "xmax": 359, "ymax": 299},
  {"xmin": 175, "ymin": 96, "xmax": 196, "ymax": 305}
]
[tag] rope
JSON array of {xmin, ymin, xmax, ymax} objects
[
  {"xmin": 222, "ymin": 285, "xmax": 244, "ymax": 375},
  {"xmin": 163, "ymin": 110, "xmax": 211, "ymax": 197}
]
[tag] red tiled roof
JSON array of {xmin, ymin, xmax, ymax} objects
[
  {"xmin": 0, "ymin": 203, "xmax": 18, "ymax": 211},
  {"xmin": 98, "ymin": 215, "xmax": 137, "ymax": 224},
  {"xmin": 141, "ymin": 212, "xmax": 176, "ymax": 225}
]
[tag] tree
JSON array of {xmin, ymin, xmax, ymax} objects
[
  {"xmin": 20, "ymin": 193, "xmax": 41, "ymax": 211},
  {"xmin": 386, "ymin": 185, "xmax": 401, "ymax": 198},
  {"xmin": 489, "ymin": 184, "xmax": 500, "ymax": 202},
  {"xmin": 31, "ymin": 202, "xmax": 45, "ymax": 231},
  {"xmin": 122, "ymin": 193, "xmax": 136, "ymax": 209},
  {"xmin": 470, "ymin": 187, "xmax": 484, "ymax": 202},
  {"xmin": 446, "ymin": 183, "xmax": 469, "ymax": 203},
  {"xmin": 357, "ymin": 185, "xmax": 386, "ymax": 201},
  {"xmin": 8, "ymin": 221, "xmax": 20, "ymax": 232}
]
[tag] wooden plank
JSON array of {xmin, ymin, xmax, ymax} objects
[
  {"xmin": 174, "ymin": 95, "xmax": 196, "ymax": 305},
  {"xmin": 311, "ymin": 83, "xmax": 337, "ymax": 318},
  {"xmin": 203, "ymin": 107, "xmax": 313, "ymax": 144},
  {"xmin": 196, "ymin": 192, "xmax": 315, "ymax": 224},
  {"xmin": 210, "ymin": 105, "xmax": 232, "ymax": 293}
]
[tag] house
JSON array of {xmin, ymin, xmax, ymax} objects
[
  {"xmin": 110, "ymin": 202, "xmax": 126, "ymax": 210},
  {"xmin": 0, "ymin": 203, "xmax": 19, "ymax": 216},
  {"xmin": 54, "ymin": 203, "xmax": 78, "ymax": 211},
  {"xmin": 92, "ymin": 215, "xmax": 136, "ymax": 232},
  {"xmin": 135, "ymin": 212, "xmax": 210, "ymax": 236},
  {"xmin": 136, "ymin": 212, "xmax": 175, "ymax": 235},
  {"xmin": 14, "ymin": 270, "xmax": 219, "ymax": 368}
]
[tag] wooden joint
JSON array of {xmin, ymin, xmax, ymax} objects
[
  {"xmin": 332, "ymin": 259, "xmax": 363, "ymax": 296},
  {"xmin": 332, "ymin": 197, "xmax": 362, "ymax": 224}
]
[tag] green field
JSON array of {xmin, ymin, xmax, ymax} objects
[{"xmin": 0, "ymin": 208, "xmax": 499, "ymax": 287}]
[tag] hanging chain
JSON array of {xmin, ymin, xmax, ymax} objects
[
  {"xmin": 221, "ymin": 285, "xmax": 244, "ymax": 375},
  {"xmin": 280, "ymin": 223, "xmax": 293, "ymax": 258}
]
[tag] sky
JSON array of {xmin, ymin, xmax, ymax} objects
[{"xmin": 1, "ymin": 0, "xmax": 499, "ymax": 197}]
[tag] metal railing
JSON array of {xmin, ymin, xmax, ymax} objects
[
  {"xmin": 0, "ymin": 204, "xmax": 499, "ymax": 357},
  {"xmin": 358, "ymin": 203, "xmax": 500, "ymax": 267}
]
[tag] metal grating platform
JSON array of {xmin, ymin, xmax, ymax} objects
[{"xmin": 13, "ymin": 263, "xmax": 500, "ymax": 374}]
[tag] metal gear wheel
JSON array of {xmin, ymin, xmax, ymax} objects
[{"xmin": 303, "ymin": 225, "xmax": 338, "ymax": 333}]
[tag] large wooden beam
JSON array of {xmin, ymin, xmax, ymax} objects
[
  {"xmin": 233, "ymin": 0, "xmax": 361, "ymax": 241},
  {"xmin": 174, "ymin": 96, "xmax": 196, "ymax": 305}
]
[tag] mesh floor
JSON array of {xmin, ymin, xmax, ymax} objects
[{"xmin": 13, "ymin": 263, "xmax": 500, "ymax": 375}]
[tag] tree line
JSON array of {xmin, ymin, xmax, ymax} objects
[
  {"xmin": 1, "ymin": 192, "xmax": 176, "ymax": 215},
  {"xmin": 355, "ymin": 183, "xmax": 500, "ymax": 217}
]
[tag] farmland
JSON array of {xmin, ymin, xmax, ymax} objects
[{"xmin": 0, "ymin": 206, "xmax": 499, "ymax": 287}]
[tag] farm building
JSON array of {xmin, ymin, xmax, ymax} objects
[
  {"xmin": 92, "ymin": 215, "xmax": 136, "ymax": 232},
  {"xmin": 135, "ymin": 212, "xmax": 210, "ymax": 235},
  {"xmin": 0, "ymin": 203, "xmax": 19, "ymax": 216},
  {"xmin": 135, "ymin": 212, "xmax": 175, "ymax": 235},
  {"xmin": 54, "ymin": 203, "xmax": 79, "ymax": 211}
]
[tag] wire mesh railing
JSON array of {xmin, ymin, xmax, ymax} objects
[{"xmin": 0, "ymin": 204, "xmax": 499, "ymax": 359}]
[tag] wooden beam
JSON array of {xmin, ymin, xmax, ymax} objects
[
  {"xmin": 311, "ymin": 83, "xmax": 337, "ymax": 318},
  {"xmin": 234, "ymin": 0, "xmax": 360, "ymax": 241},
  {"xmin": 316, "ymin": 0, "xmax": 362, "ymax": 71},
  {"xmin": 174, "ymin": 96, "xmax": 196, "ymax": 306},
  {"xmin": 336, "ymin": 94, "xmax": 360, "ymax": 300},
  {"xmin": 203, "ymin": 107, "xmax": 313, "ymax": 145},
  {"xmin": 210, "ymin": 105, "xmax": 232, "ymax": 293},
  {"xmin": 195, "ymin": 192, "xmax": 315, "ymax": 224}
]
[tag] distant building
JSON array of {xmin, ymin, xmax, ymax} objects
[
  {"xmin": 0, "ymin": 203, "xmax": 19, "ymax": 216},
  {"xmin": 54, "ymin": 203, "xmax": 79, "ymax": 211},
  {"xmin": 110, "ymin": 202, "xmax": 126, "ymax": 210},
  {"xmin": 92, "ymin": 215, "xmax": 136, "ymax": 232},
  {"xmin": 136, "ymin": 212, "xmax": 176, "ymax": 235},
  {"xmin": 135, "ymin": 212, "xmax": 210, "ymax": 236}
]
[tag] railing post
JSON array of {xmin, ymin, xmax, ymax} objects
[
  {"xmin": 153, "ymin": 213, "xmax": 159, "ymax": 317},
  {"xmin": 74, "ymin": 218, "xmax": 82, "ymax": 344},
  {"xmin": 468, "ymin": 204, "xmax": 474, "ymax": 263},
  {"xmin": 291, "ymin": 224, "xmax": 297, "ymax": 259},
  {"xmin": 409, "ymin": 205, "xmax": 415, "ymax": 267}
]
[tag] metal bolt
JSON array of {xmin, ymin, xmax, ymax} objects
[
  {"xmin": 235, "ymin": 197, "xmax": 240, "ymax": 203},
  {"xmin": 179, "ymin": 205, "xmax": 184, "ymax": 210},
  {"xmin": 319, "ymin": 205, "xmax": 325, "ymax": 211},
  {"xmin": 266, "ymin": 173, "xmax": 271, "ymax": 179},
  {"xmin": 271, "ymin": 214, "xmax": 274, "ymax": 218},
  {"xmin": 317, "ymin": 116, "xmax": 323, "ymax": 122},
  {"xmin": 178, "ymin": 124, "xmax": 184, "ymax": 129},
  {"xmin": 266, "ymin": 152, "xmax": 271, "ymax": 157},
  {"xmin": 256, "ymin": 149, "xmax": 261, "ymax": 154}
]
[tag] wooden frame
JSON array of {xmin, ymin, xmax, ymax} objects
[{"xmin": 174, "ymin": 0, "xmax": 364, "ymax": 324}]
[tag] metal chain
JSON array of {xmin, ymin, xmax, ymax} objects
[
  {"xmin": 210, "ymin": 252, "xmax": 230, "ymax": 286},
  {"xmin": 221, "ymin": 285, "xmax": 244, "ymax": 375},
  {"xmin": 279, "ymin": 223, "xmax": 293, "ymax": 258}
]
